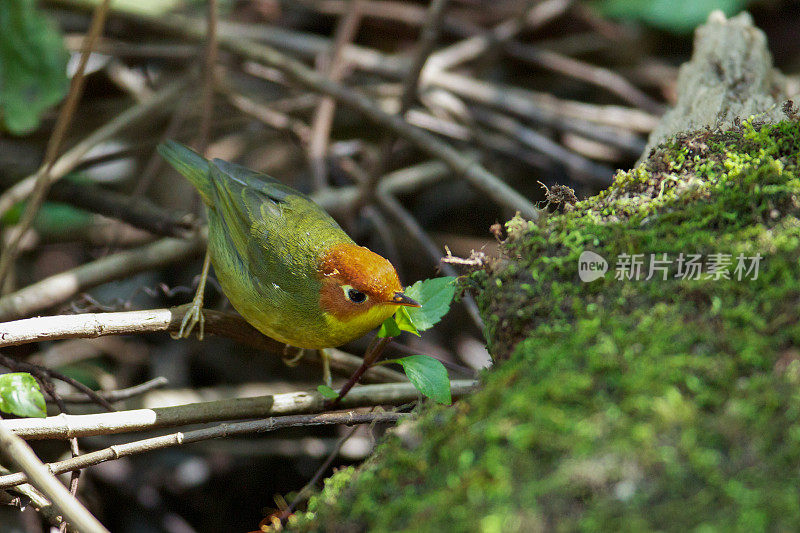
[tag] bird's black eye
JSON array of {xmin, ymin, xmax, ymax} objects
[{"xmin": 347, "ymin": 288, "xmax": 367, "ymax": 303}]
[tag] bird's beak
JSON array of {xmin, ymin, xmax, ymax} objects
[{"xmin": 390, "ymin": 291, "xmax": 421, "ymax": 307}]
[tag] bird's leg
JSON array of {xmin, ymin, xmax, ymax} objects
[
  {"xmin": 281, "ymin": 347, "xmax": 332, "ymax": 387},
  {"xmin": 282, "ymin": 345, "xmax": 306, "ymax": 366},
  {"xmin": 173, "ymin": 250, "xmax": 212, "ymax": 340},
  {"xmin": 319, "ymin": 348, "xmax": 332, "ymax": 387}
]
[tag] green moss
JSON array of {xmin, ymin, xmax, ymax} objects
[{"xmin": 288, "ymin": 119, "xmax": 800, "ymax": 532}]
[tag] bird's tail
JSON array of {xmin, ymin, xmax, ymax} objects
[{"xmin": 157, "ymin": 140, "xmax": 213, "ymax": 204}]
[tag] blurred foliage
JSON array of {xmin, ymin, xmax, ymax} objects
[
  {"xmin": 1, "ymin": 201, "xmax": 93, "ymax": 235},
  {"xmin": 592, "ymin": 0, "xmax": 754, "ymax": 33},
  {"xmin": 0, "ymin": 0, "xmax": 69, "ymax": 135},
  {"xmin": 0, "ymin": 373, "xmax": 46, "ymax": 418}
]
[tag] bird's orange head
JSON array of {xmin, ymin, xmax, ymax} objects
[{"xmin": 318, "ymin": 243, "xmax": 419, "ymax": 325}]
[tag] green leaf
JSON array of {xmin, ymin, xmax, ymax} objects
[
  {"xmin": 395, "ymin": 355, "xmax": 451, "ymax": 405},
  {"xmin": 0, "ymin": 0, "xmax": 69, "ymax": 135},
  {"xmin": 394, "ymin": 306, "xmax": 420, "ymax": 336},
  {"xmin": 0, "ymin": 373, "xmax": 46, "ymax": 418},
  {"xmin": 378, "ymin": 315, "xmax": 402, "ymax": 338},
  {"xmin": 404, "ymin": 277, "xmax": 457, "ymax": 332},
  {"xmin": 317, "ymin": 385, "xmax": 339, "ymax": 400}
]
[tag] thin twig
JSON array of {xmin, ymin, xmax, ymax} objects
[
  {"xmin": 279, "ymin": 422, "xmax": 361, "ymax": 522},
  {"xmin": 57, "ymin": 377, "xmax": 169, "ymax": 404},
  {"xmin": 431, "ymin": 70, "xmax": 654, "ymax": 144},
  {"xmin": 309, "ymin": 0, "xmax": 363, "ymax": 189},
  {"xmin": 3, "ymin": 380, "xmax": 478, "ymax": 440},
  {"xmin": 47, "ymin": 179, "xmax": 195, "ymax": 238},
  {"xmin": 0, "ymin": 233, "xmax": 206, "ymax": 322},
  {"xmin": 0, "ymin": 421, "xmax": 109, "ymax": 532},
  {"xmin": 328, "ymin": 336, "xmax": 390, "ymax": 407},
  {"xmin": 505, "ymin": 41, "xmax": 665, "ymax": 114},
  {"xmin": 375, "ymin": 190, "xmax": 484, "ymax": 329},
  {"xmin": 470, "ymin": 107, "xmax": 613, "ymax": 184},
  {"xmin": 365, "ymin": 0, "xmax": 450, "ymax": 205},
  {"xmin": 197, "ymin": 0, "xmax": 218, "ymax": 154},
  {"xmin": 421, "ymin": 0, "xmax": 572, "ymax": 75},
  {"xmin": 35, "ymin": 376, "xmax": 84, "ymax": 533},
  {"xmin": 0, "ymin": 411, "xmax": 405, "ymax": 490},
  {"xmin": 226, "ymin": 91, "xmax": 312, "ymax": 143},
  {"xmin": 0, "ymin": 476, "xmax": 65, "ymax": 530}
]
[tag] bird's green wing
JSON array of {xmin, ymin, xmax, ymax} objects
[{"xmin": 206, "ymin": 159, "xmax": 349, "ymax": 295}]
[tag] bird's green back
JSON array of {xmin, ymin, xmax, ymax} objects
[{"xmin": 159, "ymin": 140, "xmax": 357, "ymax": 346}]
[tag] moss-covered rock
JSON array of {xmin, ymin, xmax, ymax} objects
[{"xmin": 287, "ymin": 118, "xmax": 800, "ymax": 532}]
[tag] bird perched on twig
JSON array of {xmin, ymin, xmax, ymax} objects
[{"xmin": 158, "ymin": 141, "xmax": 419, "ymax": 383}]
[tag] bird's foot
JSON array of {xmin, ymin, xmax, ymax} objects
[
  {"xmin": 172, "ymin": 251, "xmax": 210, "ymax": 340},
  {"xmin": 172, "ymin": 299, "xmax": 205, "ymax": 340},
  {"xmin": 282, "ymin": 345, "xmax": 305, "ymax": 366}
]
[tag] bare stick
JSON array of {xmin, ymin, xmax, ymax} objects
[
  {"xmin": 197, "ymin": 0, "xmax": 218, "ymax": 154},
  {"xmin": 375, "ymin": 190, "xmax": 484, "ymax": 329},
  {"xmin": 0, "ymin": 411, "xmax": 405, "ymax": 490},
  {"xmin": 3, "ymin": 380, "xmax": 478, "ymax": 440},
  {"xmin": 1, "ymin": 478, "xmax": 65, "ymax": 529},
  {"xmin": 47, "ymin": 179, "xmax": 194, "ymax": 238},
  {"xmin": 505, "ymin": 41, "xmax": 664, "ymax": 114},
  {"xmin": 279, "ymin": 421, "xmax": 361, "ymax": 522},
  {"xmin": 309, "ymin": 1, "xmax": 363, "ymax": 188},
  {"xmin": 0, "ymin": 353, "xmax": 115, "ymax": 412},
  {"xmin": 0, "ymin": 307, "xmax": 405, "ymax": 383},
  {"xmin": 471, "ymin": 107, "xmax": 613, "ymax": 184},
  {"xmin": 367, "ymin": 0, "xmax": 450, "ymax": 203},
  {"xmin": 0, "ymin": 421, "xmax": 109, "ymax": 532},
  {"xmin": 0, "ymin": 234, "xmax": 206, "ymax": 322},
  {"xmin": 422, "ymin": 0, "xmax": 572, "ymax": 74}
]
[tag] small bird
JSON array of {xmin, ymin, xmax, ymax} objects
[{"xmin": 158, "ymin": 141, "xmax": 419, "ymax": 381}]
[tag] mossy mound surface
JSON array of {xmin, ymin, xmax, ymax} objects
[{"xmin": 288, "ymin": 119, "xmax": 800, "ymax": 532}]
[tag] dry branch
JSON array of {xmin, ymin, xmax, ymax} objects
[
  {"xmin": 0, "ymin": 308, "xmax": 406, "ymax": 383},
  {"xmin": 0, "ymin": 422, "xmax": 109, "ymax": 532},
  {"xmin": 3, "ymin": 380, "xmax": 478, "ymax": 440},
  {"xmin": 0, "ymin": 411, "xmax": 405, "ymax": 490}
]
